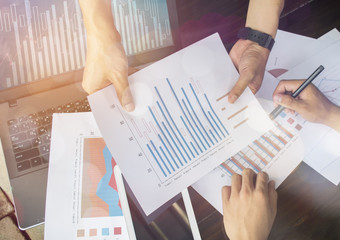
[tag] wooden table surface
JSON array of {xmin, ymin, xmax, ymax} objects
[{"xmin": 128, "ymin": 0, "xmax": 340, "ymax": 239}]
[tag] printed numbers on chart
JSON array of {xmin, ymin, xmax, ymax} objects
[
  {"xmin": 147, "ymin": 168, "xmax": 152, "ymax": 173},
  {"xmin": 129, "ymin": 136, "xmax": 133, "ymax": 141},
  {"xmin": 120, "ymin": 120, "xmax": 125, "ymax": 125},
  {"xmin": 138, "ymin": 152, "xmax": 143, "ymax": 157},
  {"xmin": 221, "ymin": 173, "xmax": 225, "ymax": 178}
]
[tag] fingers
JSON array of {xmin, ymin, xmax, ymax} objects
[
  {"xmin": 272, "ymin": 79, "xmax": 304, "ymax": 96},
  {"xmin": 228, "ymin": 72, "xmax": 253, "ymax": 103},
  {"xmin": 231, "ymin": 173, "xmax": 242, "ymax": 195},
  {"xmin": 241, "ymin": 168, "xmax": 255, "ymax": 192},
  {"xmin": 255, "ymin": 172, "xmax": 269, "ymax": 193},
  {"xmin": 272, "ymin": 93, "xmax": 304, "ymax": 113},
  {"xmin": 111, "ymin": 72, "xmax": 135, "ymax": 112},
  {"xmin": 222, "ymin": 186, "xmax": 232, "ymax": 202},
  {"xmin": 268, "ymin": 180, "xmax": 278, "ymax": 212}
]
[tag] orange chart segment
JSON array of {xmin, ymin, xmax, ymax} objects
[
  {"xmin": 219, "ymin": 122, "xmax": 294, "ymax": 176},
  {"xmin": 81, "ymin": 138, "xmax": 122, "ymax": 218}
]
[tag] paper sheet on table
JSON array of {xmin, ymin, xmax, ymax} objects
[
  {"xmin": 45, "ymin": 113, "xmax": 130, "ymax": 240},
  {"xmin": 88, "ymin": 33, "xmax": 273, "ymax": 215},
  {"xmin": 266, "ymin": 29, "xmax": 340, "ymax": 78},
  {"xmin": 256, "ymin": 29, "xmax": 340, "ymax": 101},
  {"xmin": 192, "ymin": 98, "xmax": 304, "ymax": 213},
  {"xmin": 277, "ymin": 41, "xmax": 340, "ymax": 185}
]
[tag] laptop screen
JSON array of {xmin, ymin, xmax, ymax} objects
[{"xmin": 0, "ymin": 0, "xmax": 178, "ymax": 98}]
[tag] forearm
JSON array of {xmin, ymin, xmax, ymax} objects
[
  {"xmin": 78, "ymin": 0, "xmax": 120, "ymax": 41},
  {"xmin": 325, "ymin": 105, "xmax": 340, "ymax": 132},
  {"xmin": 246, "ymin": 0, "xmax": 284, "ymax": 38}
]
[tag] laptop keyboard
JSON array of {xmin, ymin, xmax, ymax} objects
[{"xmin": 7, "ymin": 98, "xmax": 91, "ymax": 172}]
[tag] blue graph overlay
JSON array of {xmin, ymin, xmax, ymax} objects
[{"xmin": 145, "ymin": 78, "xmax": 229, "ymax": 178}]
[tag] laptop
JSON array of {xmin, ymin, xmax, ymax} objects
[{"xmin": 0, "ymin": 0, "xmax": 179, "ymax": 230}]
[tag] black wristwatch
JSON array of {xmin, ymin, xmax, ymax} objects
[{"xmin": 237, "ymin": 27, "xmax": 275, "ymax": 51}]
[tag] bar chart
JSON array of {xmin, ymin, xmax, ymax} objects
[
  {"xmin": 118, "ymin": 77, "xmax": 231, "ymax": 180},
  {"xmin": 219, "ymin": 121, "xmax": 294, "ymax": 176},
  {"xmin": 0, "ymin": 0, "xmax": 173, "ymax": 90}
]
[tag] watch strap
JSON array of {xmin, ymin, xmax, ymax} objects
[{"xmin": 237, "ymin": 27, "xmax": 275, "ymax": 51}]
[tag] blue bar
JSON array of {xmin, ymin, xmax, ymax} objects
[
  {"xmin": 155, "ymin": 87, "xmax": 192, "ymax": 161},
  {"xmin": 204, "ymin": 94, "xmax": 229, "ymax": 135},
  {"xmin": 148, "ymin": 106, "xmax": 184, "ymax": 166},
  {"xmin": 208, "ymin": 111, "xmax": 222, "ymax": 140},
  {"xmin": 189, "ymin": 83, "xmax": 221, "ymax": 142},
  {"xmin": 190, "ymin": 141, "xmax": 199, "ymax": 156},
  {"xmin": 165, "ymin": 78, "xmax": 204, "ymax": 156},
  {"xmin": 182, "ymin": 98, "xmax": 206, "ymax": 151},
  {"xmin": 162, "ymin": 122, "xmax": 185, "ymax": 165},
  {"xmin": 181, "ymin": 88, "xmax": 212, "ymax": 147},
  {"xmin": 230, "ymin": 158, "xmax": 243, "ymax": 171},
  {"xmin": 270, "ymin": 132, "xmax": 286, "ymax": 146},
  {"xmin": 261, "ymin": 136, "xmax": 280, "ymax": 151},
  {"xmin": 237, "ymin": 153, "xmax": 259, "ymax": 173},
  {"xmin": 150, "ymin": 140, "xmax": 171, "ymax": 175},
  {"xmin": 158, "ymin": 134, "xmax": 179, "ymax": 169},
  {"xmin": 180, "ymin": 115, "xmax": 202, "ymax": 153},
  {"xmin": 209, "ymin": 129, "xmax": 217, "ymax": 144},
  {"xmin": 159, "ymin": 146, "xmax": 175, "ymax": 172},
  {"xmin": 254, "ymin": 142, "xmax": 273, "ymax": 159},
  {"xmin": 221, "ymin": 164, "xmax": 233, "ymax": 176},
  {"xmin": 147, "ymin": 144, "xmax": 167, "ymax": 177}
]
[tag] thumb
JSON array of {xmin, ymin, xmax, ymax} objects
[
  {"xmin": 273, "ymin": 94, "xmax": 304, "ymax": 112},
  {"xmin": 113, "ymin": 77, "xmax": 135, "ymax": 112},
  {"xmin": 228, "ymin": 72, "xmax": 252, "ymax": 103}
]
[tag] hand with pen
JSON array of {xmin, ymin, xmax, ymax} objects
[
  {"xmin": 272, "ymin": 80, "xmax": 340, "ymax": 132},
  {"xmin": 222, "ymin": 169, "xmax": 278, "ymax": 240}
]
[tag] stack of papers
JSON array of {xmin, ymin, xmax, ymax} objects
[{"xmin": 46, "ymin": 29, "xmax": 340, "ymax": 235}]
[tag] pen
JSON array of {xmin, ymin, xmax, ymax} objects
[{"xmin": 269, "ymin": 65, "xmax": 325, "ymax": 120}]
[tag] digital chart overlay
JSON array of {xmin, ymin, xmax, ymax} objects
[{"xmin": 0, "ymin": 0, "xmax": 173, "ymax": 90}]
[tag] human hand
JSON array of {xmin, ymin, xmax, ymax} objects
[
  {"xmin": 222, "ymin": 169, "xmax": 277, "ymax": 240},
  {"xmin": 82, "ymin": 33, "xmax": 135, "ymax": 112},
  {"xmin": 228, "ymin": 39, "xmax": 270, "ymax": 103},
  {"xmin": 272, "ymin": 80, "xmax": 340, "ymax": 131},
  {"xmin": 79, "ymin": 0, "xmax": 135, "ymax": 112}
]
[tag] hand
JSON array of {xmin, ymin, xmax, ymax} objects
[
  {"xmin": 82, "ymin": 34, "xmax": 135, "ymax": 112},
  {"xmin": 79, "ymin": 0, "xmax": 135, "ymax": 112},
  {"xmin": 228, "ymin": 0, "xmax": 283, "ymax": 104},
  {"xmin": 228, "ymin": 39, "xmax": 270, "ymax": 103},
  {"xmin": 272, "ymin": 80, "xmax": 340, "ymax": 131},
  {"xmin": 222, "ymin": 169, "xmax": 277, "ymax": 240}
]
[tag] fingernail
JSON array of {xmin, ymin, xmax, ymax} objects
[
  {"xmin": 229, "ymin": 95, "xmax": 237, "ymax": 103},
  {"xmin": 123, "ymin": 102, "xmax": 135, "ymax": 112},
  {"xmin": 273, "ymin": 95, "xmax": 282, "ymax": 104}
]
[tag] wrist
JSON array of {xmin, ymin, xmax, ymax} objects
[
  {"xmin": 246, "ymin": 0, "xmax": 284, "ymax": 38},
  {"xmin": 79, "ymin": 0, "xmax": 120, "ymax": 41}
]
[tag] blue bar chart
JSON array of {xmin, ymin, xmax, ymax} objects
[
  {"xmin": 120, "ymin": 77, "xmax": 231, "ymax": 180},
  {"xmin": 0, "ymin": 0, "xmax": 173, "ymax": 90}
]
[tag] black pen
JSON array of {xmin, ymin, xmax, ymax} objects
[{"xmin": 269, "ymin": 65, "xmax": 325, "ymax": 120}]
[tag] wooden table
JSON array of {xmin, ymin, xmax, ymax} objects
[{"xmin": 128, "ymin": 0, "xmax": 340, "ymax": 239}]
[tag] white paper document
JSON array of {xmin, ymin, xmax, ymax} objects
[
  {"xmin": 45, "ymin": 113, "xmax": 131, "ymax": 240},
  {"xmin": 88, "ymin": 34, "xmax": 273, "ymax": 215},
  {"xmin": 277, "ymin": 41, "xmax": 340, "ymax": 185},
  {"xmin": 192, "ymin": 98, "xmax": 304, "ymax": 213},
  {"xmin": 266, "ymin": 29, "xmax": 340, "ymax": 78}
]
